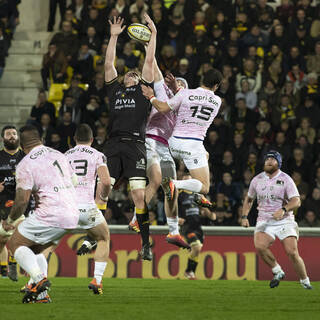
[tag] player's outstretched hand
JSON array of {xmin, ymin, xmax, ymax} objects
[
  {"xmin": 165, "ymin": 73, "xmax": 179, "ymax": 94},
  {"xmin": 144, "ymin": 13, "xmax": 157, "ymax": 34},
  {"xmin": 141, "ymin": 84, "xmax": 155, "ymax": 100},
  {"xmin": 108, "ymin": 16, "xmax": 126, "ymax": 36},
  {"xmin": 241, "ymin": 218, "xmax": 250, "ymax": 228},
  {"xmin": 272, "ymin": 208, "xmax": 284, "ymax": 221}
]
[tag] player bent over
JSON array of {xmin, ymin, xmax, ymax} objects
[
  {"xmin": 242, "ymin": 151, "xmax": 312, "ymax": 289},
  {"xmin": 1, "ymin": 126, "xmax": 79, "ymax": 303},
  {"xmin": 66, "ymin": 124, "xmax": 111, "ymax": 294},
  {"xmin": 142, "ymin": 70, "xmax": 222, "ymax": 205}
]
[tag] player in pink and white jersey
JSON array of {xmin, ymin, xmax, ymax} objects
[
  {"xmin": 142, "ymin": 69, "xmax": 222, "ymax": 200},
  {"xmin": 1, "ymin": 125, "xmax": 79, "ymax": 303},
  {"xmin": 128, "ymin": 59, "xmax": 189, "ymax": 249},
  {"xmin": 242, "ymin": 150, "xmax": 312, "ymax": 289},
  {"xmin": 65, "ymin": 124, "xmax": 111, "ymax": 295}
]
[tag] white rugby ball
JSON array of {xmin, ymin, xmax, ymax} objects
[{"xmin": 127, "ymin": 23, "xmax": 151, "ymax": 43}]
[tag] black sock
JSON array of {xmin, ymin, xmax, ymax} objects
[
  {"xmin": 0, "ymin": 264, "xmax": 8, "ymax": 276},
  {"xmin": 136, "ymin": 207, "xmax": 150, "ymax": 247},
  {"xmin": 186, "ymin": 258, "xmax": 198, "ymax": 273}
]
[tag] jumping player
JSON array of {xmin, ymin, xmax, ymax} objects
[{"xmin": 242, "ymin": 150, "xmax": 312, "ymax": 289}]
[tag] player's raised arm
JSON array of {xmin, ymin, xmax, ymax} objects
[
  {"xmin": 105, "ymin": 16, "xmax": 126, "ymax": 82},
  {"xmin": 141, "ymin": 85, "xmax": 171, "ymax": 113},
  {"xmin": 142, "ymin": 13, "xmax": 156, "ymax": 83}
]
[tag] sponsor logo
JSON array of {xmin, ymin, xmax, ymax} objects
[{"xmin": 136, "ymin": 158, "xmax": 146, "ymax": 170}]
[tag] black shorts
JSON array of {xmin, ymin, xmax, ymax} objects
[
  {"xmin": 181, "ymin": 215, "xmax": 204, "ymax": 244},
  {"xmin": 104, "ymin": 137, "xmax": 147, "ymax": 181},
  {"xmin": 0, "ymin": 206, "xmax": 10, "ymax": 221}
]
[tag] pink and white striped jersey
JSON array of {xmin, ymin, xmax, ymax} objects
[
  {"xmin": 16, "ymin": 145, "xmax": 78, "ymax": 229},
  {"xmin": 146, "ymin": 80, "xmax": 176, "ymax": 144},
  {"xmin": 65, "ymin": 145, "xmax": 107, "ymax": 205},
  {"xmin": 248, "ymin": 170, "xmax": 300, "ymax": 223},
  {"xmin": 167, "ymin": 87, "xmax": 221, "ymax": 140}
]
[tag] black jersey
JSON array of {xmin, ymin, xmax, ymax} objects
[
  {"xmin": 0, "ymin": 149, "xmax": 24, "ymax": 204},
  {"xmin": 178, "ymin": 190, "xmax": 200, "ymax": 219},
  {"xmin": 105, "ymin": 78, "xmax": 152, "ymax": 141}
]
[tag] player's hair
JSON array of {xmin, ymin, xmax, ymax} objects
[
  {"xmin": 202, "ymin": 68, "xmax": 223, "ymax": 89},
  {"xmin": 1, "ymin": 125, "xmax": 17, "ymax": 138},
  {"xmin": 75, "ymin": 124, "xmax": 93, "ymax": 142},
  {"xmin": 19, "ymin": 125, "xmax": 41, "ymax": 145}
]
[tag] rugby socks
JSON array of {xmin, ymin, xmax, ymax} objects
[
  {"xmin": 131, "ymin": 208, "xmax": 137, "ymax": 224},
  {"xmin": 36, "ymin": 254, "xmax": 48, "ymax": 300},
  {"xmin": 167, "ymin": 217, "xmax": 179, "ymax": 235},
  {"xmin": 136, "ymin": 206, "xmax": 150, "ymax": 246},
  {"xmin": 14, "ymin": 246, "xmax": 43, "ymax": 283},
  {"xmin": 186, "ymin": 255, "xmax": 198, "ymax": 273},
  {"xmin": 173, "ymin": 179, "xmax": 202, "ymax": 193},
  {"xmin": 94, "ymin": 261, "xmax": 107, "ymax": 285},
  {"xmin": 272, "ymin": 264, "xmax": 283, "ymax": 274},
  {"xmin": 0, "ymin": 247, "xmax": 8, "ymax": 276},
  {"xmin": 8, "ymin": 255, "xmax": 17, "ymax": 267}
]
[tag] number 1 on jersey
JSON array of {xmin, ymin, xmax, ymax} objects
[{"xmin": 53, "ymin": 160, "xmax": 64, "ymax": 177}]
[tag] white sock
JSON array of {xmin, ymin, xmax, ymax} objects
[
  {"xmin": 167, "ymin": 217, "xmax": 179, "ymax": 235},
  {"xmin": 94, "ymin": 261, "xmax": 107, "ymax": 285},
  {"xmin": 272, "ymin": 264, "xmax": 283, "ymax": 274},
  {"xmin": 173, "ymin": 179, "xmax": 202, "ymax": 193},
  {"xmin": 300, "ymin": 277, "xmax": 310, "ymax": 285},
  {"xmin": 131, "ymin": 208, "xmax": 137, "ymax": 223},
  {"xmin": 14, "ymin": 246, "xmax": 43, "ymax": 283},
  {"xmin": 36, "ymin": 254, "xmax": 48, "ymax": 277}
]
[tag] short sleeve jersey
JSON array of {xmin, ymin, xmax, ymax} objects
[
  {"xmin": 65, "ymin": 145, "xmax": 107, "ymax": 205},
  {"xmin": 146, "ymin": 79, "xmax": 177, "ymax": 143},
  {"xmin": 167, "ymin": 87, "xmax": 221, "ymax": 140},
  {"xmin": 16, "ymin": 145, "xmax": 79, "ymax": 229},
  {"xmin": 248, "ymin": 170, "xmax": 300, "ymax": 223},
  {"xmin": 105, "ymin": 78, "xmax": 153, "ymax": 141}
]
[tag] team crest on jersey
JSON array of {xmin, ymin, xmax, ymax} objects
[{"xmin": 276, "ymin": 180, "xmax": 284, "ymax": 185}]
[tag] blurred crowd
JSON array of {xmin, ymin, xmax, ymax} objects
[
  {"xmin": 26, "ymin": 0, "xmax": 320, "ymax": 227},
  {"xmin": 0, "ymin": 0, "xmax": 20, "ymax": 78}
]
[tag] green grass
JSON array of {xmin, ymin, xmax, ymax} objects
[{"xmin": 0, "ymin": 277, "xmax": 318, "ymax": 320}]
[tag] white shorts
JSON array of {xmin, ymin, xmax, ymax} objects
[
  {"xmin": 18, "ymin": 213, "xmax": 67, "ymax": 245},
  {"xmin": 255, "ymin": 219, "xmax": 299, "ymax": 241},
  {"xmin": 145, "ymin": 137, "xmax": 176, "ymax": 178},
  {"xmin": 169, "ymin": 136, "xmax": 208, "ymax": 170},
  {"xmin": 76, "ymin": 204, "xmax": 105, "ymax": 230}
]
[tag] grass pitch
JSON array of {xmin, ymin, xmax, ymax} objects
[{"xmin": 0, "ymin": 277, "xmax": 318, "ymax": 320}]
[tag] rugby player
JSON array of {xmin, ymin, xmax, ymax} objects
[
  {"xmin": 0, "ymin": 125, "xmax": 24, "ymax": 281},
  {"xmin": 66, "ymin": 124, "xmax": 111, "ymax": 294},
  {"xmin": 242, "ymin": 150, "xmax": 312, "ymax": 289},
  {"xmin": 141, "ymin": 69, "xmax": 223, "ymax": 200},
  {"xmin": 129, "ymin": 57, "xmax": 189, "ymax": 249},
  {"xmin": 103, "ymin": 14, "xmax": 156, "ymax": 260},
  {"xmin": 178, "ymin": 173, "xmax": 216, "ymax": 280},
  {"xmin": 1, "ymin": 125, "xmax": 79, "ymax": 303}
]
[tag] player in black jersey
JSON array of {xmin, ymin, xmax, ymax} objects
[
  {"xmin": 178, "ymin": 174, "xmax": 216, "ymax": 280},
  {"xmin": 102, "ymin": 14, "xmax": 157, "ymax": 260},
  {"xmin": 0, "ymin": 125, "xmax": 24, "ymax": 280}
]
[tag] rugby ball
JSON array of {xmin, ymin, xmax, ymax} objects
[{"xmin": 127, "ymin": 23, "xmax": 151, "ymax": 43}]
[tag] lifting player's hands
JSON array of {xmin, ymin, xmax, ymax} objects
[
  {"xmin": 178, "ymin": 218, "xmax": 185, "ymax": 226},
  {"xmin": 141, "ymin": 84, "xmax": 154, "ymax": 100},
  {"xmin": 165, "ymin": 73, "xmax": 179, "ymax": 94},
  {"xmin": 2, "ymin": 219, "xmax": 15, "ymax": 232},
  {"xmin": 0, "ymin": 181, "xmax": 4, "ymax": 193},
  {"xmin": 144, "ymin": 13, "xmax": 157, "ymax": 34},
  {"xmin": 272, "ymin": 208, "xmax": 284, "ymax": 221},
  {"xmin": 241, "ymin": 218, "xmax": 250, "ymax": 228},
  {"xmin": 108, "ymin": 16, "xmax": 126, "ymax": 36}
]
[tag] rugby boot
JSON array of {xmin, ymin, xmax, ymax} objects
[
  {"xmin": 184, "ymin": 271, "xmax": 197, "ymax": 280},
  {"xmin": 36, "ymin": 294, "xmax": 52, "ymax": 303},
  {"xmin": 166, "ymin": 234, "xmax": 190, "ymax": 250},
  {"xmin": 269, "ymin": 271, "xmax": 285, "ymax": 288},
  {"xmin": 193, "ymin": 193, "xmax": 215, "ymax": 210},
  {"xmin": 77, "ymin": 240, "xmax": 97, "ymax": 255},
  {"xmin": 88, "ymin": 278, "xmax": 103, "ymax": 295},
  {"xmin": 22, "ymin": 277, "xmax": 51, "ymax": 303},
  {"xmin": 162, "ymin": 177, "xmax": 175, "ymax": 201},
  {"xmin": 140, "ymin": 243, "xmax": 153, "ymax": 261},
  {"xmin": 128, "ymin": 220, "xmax": 140, "ymax": 233}
]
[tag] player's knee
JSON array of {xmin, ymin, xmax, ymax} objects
[
  {"xmin": 200, "ymin": 184, "xmax": 209, "ymax": 195},
  {"xmin": 285, "ymin": 247, "xmax": 298, "ymax": 260},
  {"xmin": 254, "ymin": 242, "xmax": 268, "ymax": 253},
  {"xmin": 192, "ymin": 244, "xmax": 202, "ymax": 256}
]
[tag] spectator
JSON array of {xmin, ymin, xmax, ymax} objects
[
  {"xmin": 242, "ymin": 24, "xmax": 269, "ymax": 52},
  {"xmin": 92, "ymin": 125, "xmax": 107, "ymax": 152},
  {"xmin": 296, "ymin": 117, "xmax": 316, "ymax": 145},
  {"xmin": 296, "ymin": 95, "xmax": 320, "ymax": 129},
  {"xmin": 119, "ymin": 42, "xmax": 140, "ymax": 70},
  {"xmin": 229, "ymin": 132, "xmax": 249, "ymax": 171},
  {"xmin": 305, "ymin": 188, "xmax": 320, "ymax": 218},
  {"xmin": 41, "ymin": 43, "xmax": 67, "ymax": 90},
  {"xmin": 80, "ymin": 7, "xmax": 105, "ymax": 39},
  {"xmin": 30, "ymin": 90, "xmax": 56, "ymax": 125},
  {"xmin": 64, "ymin": 8, "xmax": 80, "ymax": 34},
  {"xmin": 287, "ymin": 147, "xmax": 310, "ymax": 178},
  {"xmin": 159, "ymin": 45, "xmax": 178, "ymax": 73},
  {"xmin": 286, "ymin": 64, "xmax": 308, "ymax": 90},
  {"xmin": 59, "ymin": 94, "xmax": 81, "ymax": 124},
  {"xmin": 47, "ymin": 0, "xmax": 66, "ymax": 32},
  {"xmin": 0, "ymin": 26, "xmax": 8, "ymax": 79},
  {"xmin": 204, "ymin": 130, "xmax": 224, "ymax": 165},
  {"xmin": 38, "ymin": 113, "xmax": 55, "ymax": 146},
  {"xmin": 292, "ymin": 170, "xmax": 309, "ymax": 196},
  {"xmin": 82, "ymin": 95, "xmax": 103, "ymax": 128},
  {"xmin": 129, "ymin": 0, "xmax": 149, "ymax": 23},
  {"xmin": 299, "ymin": 210, "xmax": 320, "ymax": 227},
  {"xmin": 280, "ymin": 80, "xmax": 300, "ymax": 109},
  {"xmin": 270, "ymin": 131, "xmax": 291, "ymax": 164},
  {"xmin": 87, "ymin": 72, "xmax": 107, "ymax": 103},
  {"xmin": 47, "ymin": 131, "xmax": 67, "ymax": 153},
  {"xmin": 235, "ymin": 78, "xmax": 257, "ymax": 110},
  {"xmin": 236, "ymin": 58, "xmax": 262, "ymax": 93},
  {"xmin": 83, "ymin": 26, "xmax": 101, "ymax": 56},
  {"xmin": 71, "ymin": 42, "xmax": 94, "ymax": 82},
  {"xmin": 56, "ymin": 110, "xmax": 76, "ymax": 150},
  {"xmin": 62, "ymin": 75, "xmax": 85, "ymax": 106},
  {"xmin": 306, "ymin": 41, "xmax": 320, "ymax": 75},
  {"xmin": 175, "ymin": 58, "xmax": 193, "ymax": 88}
]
